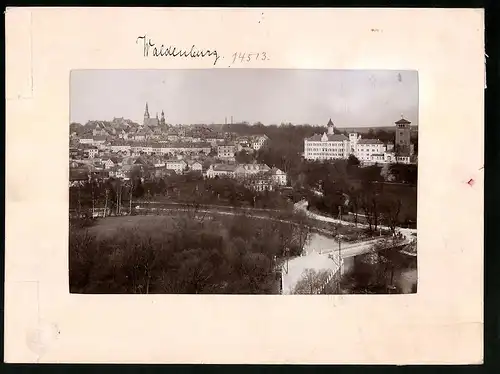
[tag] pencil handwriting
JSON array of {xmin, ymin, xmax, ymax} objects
[{"xmin": 136, "ymin": 35, "xmax": 221, "ymax": 66}]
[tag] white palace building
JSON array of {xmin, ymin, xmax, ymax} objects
[{"xmin": 303, "ymin": 118, "xmax": 415, "ymax": 165}]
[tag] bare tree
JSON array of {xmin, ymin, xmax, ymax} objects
[
  {"xmin": 291, "ymin": 211, "xmax": 312, "ymax": 253},
  {"xmin": 292, "ymin": 269, "xmax": 332, "ymax": 294},
  {"xmin": 103, "ymin": 188, "xmax": 109, "ymax": 218},
  {"xmin": 379, "ymin": 195, "xmax": 402, "ymax": 234}
]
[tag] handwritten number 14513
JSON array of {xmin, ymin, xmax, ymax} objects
[{"xmin": 231, "ymin": 52, "xmax": 268, "ymax": 64}]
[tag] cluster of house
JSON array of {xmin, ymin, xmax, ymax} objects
[
  {"xmin": 303, "ymin": 118, "xmax": 417, "ymax": 165},
  {"xmin": 206, "ymin": 163, "xmax": 287, "ymax": 192},
  {"xmin": 69, "ymin": 103, "xmax": 281, "ymax": 191},
  {"xmin": 69, "ymin": 153, "xmax": 287, "ymax": 193},
  {"xmin": 72, "ymin": 103, "xmax": 270, "ymax": 163},
  {"xmin": 73, "ymin": 135, "xmax": 269, "ymax": 164},
  {"xmin": 74, "ymin": 128, "xmax": 268, "ymax": 163}
]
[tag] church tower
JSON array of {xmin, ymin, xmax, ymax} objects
[
  {"xmin": 143, "ymin": 102, "xmax": 150, "ymax": 126},
  {"xmin": 160, "ymin": 110, "xmax": 166, "ymax": 126},
  {"xmin": 327, "ymin": 118, "xmax": 335, "ymax": 135}
]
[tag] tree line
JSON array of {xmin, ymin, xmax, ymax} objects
[
  {"xmin": 70, "ymin": 170, "xmax": 294, "ymax": 219},
  {"xmin": 301, "ymin": 157, "xmax": 417, "ymax": 231}
]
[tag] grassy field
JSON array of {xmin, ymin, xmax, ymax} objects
[
  {"xmin": 87, "ymin": 215, "xmax": 176, "ymax": 239},
  {"xmin": 70, "ymin": 210, "xmax": 302, "ymax": 294}
]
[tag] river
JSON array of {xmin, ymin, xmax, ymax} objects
[{"xmin": 302, "ymin": 232, "xmax": 417, "ymax": 294}]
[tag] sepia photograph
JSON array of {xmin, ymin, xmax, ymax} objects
[{"xmin": 69, "ymin": 69, "xmax": 418, "ymax": 295}]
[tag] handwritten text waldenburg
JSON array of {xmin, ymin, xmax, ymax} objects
[{"xmin": 136, "ymin": 35, "xmax": 221, "ymax": 66}]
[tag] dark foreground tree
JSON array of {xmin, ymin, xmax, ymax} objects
[{"xmin": 69, "ymin": 214, "xmax": 304, "ymax": 294}]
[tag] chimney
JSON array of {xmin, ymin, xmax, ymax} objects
[{"xmin": 231, "ymin": 116, "xmax": 233, "ymax": 124}]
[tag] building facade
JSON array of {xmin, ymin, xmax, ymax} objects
[
  {"xmin": 270, "ymin": 167, "xmax": 288, "ymax": 186},
  {"xmin": 251, "ymin": 135, "xmax": 270, "ymax": 151},
  {"xmin": 395, "ymin": 117, "xmax": 411, "ymax": 149},
  {"xmin": 354, "ymin": 139, "xmax": 386, "ymax": 163},
  {"xmin": 217, "ymin": 143, "xmax": 236, "ymax": 160},
  {"xmin": 304, "ymin": 117, "xmax": 416, "ymax": 165},
  {"xmin": 304, "ymin": 120, "xmax": 350, "ymax": 161},
  {"xmin": 206, "ymin": 164, "xmax": 238, "ymax": 178},
  {"xmin": 165, "ymin": 160, "xmax": 187, "ymax": 173}
]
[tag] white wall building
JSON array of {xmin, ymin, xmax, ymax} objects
[
  {"xmin": 206, "ymin": 164, "xmax": 238, "ymax": 178},
  {"xmin": 354, "ymin": 139, "xmax": 386, "ymax": 163},
  {"xmin": 187, "ymin": 160, "xmax": 203, "ymax": 172},
  {"xmin": 251, "ymin": 135, "xmax": 269, "ymax": 151},
  {"xmin": 217, "ymin": 143, "xmax": 236, "ymax": 160},
  {"xmin": 83, "ymin": 146, "xmax": 99, "ymax": 159},
  {"xmin": 166, "ymin": 160, "xmax": 187, "ymax": 173},
  {"xmin": 102, "ymin": 158, "xmax": 116, "ymax": 169},
  {"xmin": 270, "ymin": 167, "xmax": 287, "ymax": 186},
  {"xmin": 304, "ymin": 120, "xmax": 351, "ymax": 161},
  {"xmin": 234, "ymin": 163, "xmax": 271, "ymax": 178},
  {"xmin": 304, "ymin": 133, "xmax": 350, "ymax": 161},
  {"xmin": 304, "ymin": 119, "xmax": 415, "ymax": 165},
  {"xmin": 79, "ymin": 137, "xmax": 94, "ymax": 145},
  {"xmin": 110, "ymin": 143, "xmax": 131, "ymax": 153}
]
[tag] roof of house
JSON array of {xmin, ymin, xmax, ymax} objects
[
  {"xmin": 270, "ymin": 167, "xmax": 285, "ymax": 175},
  {"xmin": 237, "ymin": 163, "xmax": 270, "ymax": 171},
  {"xmin": 189, "ymin": 142, "xmax": 212, "ymax": 148},
  {"xmin": 81, "ymin": 144, "xmax": 98, "ymax": 150},
  {"xmin": 161, "ymin": 142, "xmax": 211, "ymax": 149},
  {"xmin": 327, "ymin": 118, "xmax": 334, "ymax": 127},
  {"xmin": 166, "ymin": 159, "xmax": 187, "ymax": 164},
  {"xmin": 218, "ymin": 143, "xmax": 236, "ymax": 147},
  {"xmin": 110, "ymin": 140, "xmax": 130, "ymax": 146},
  {"xmin": 395, "ymin": 118, "xmax": 411, "ymax": 125},
  {"xmin": 131, "ymin": 142, "xmax": 154, "ymax": 148},
  {"xmin": 253, "ymin": 134, "xmax": 269, "ymax": 140},
  {"xmin": 134, "ymin": 157, "xmax": 149, "ymax": 165},
  {"xmin": 357, "ymin": 139, "xmax": 384, "ymax": 144},
  {"xmin": 212, "ymin": 164, "xmax": 238, "ymax": 172},
  {"xmin": 306, "ymin": 133, "xmax": 348, "ymax": 142}
]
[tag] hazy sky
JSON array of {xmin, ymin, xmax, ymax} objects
[{"xmin": 70, "ymin": 69, "xmax": 418, "ymax": 127}]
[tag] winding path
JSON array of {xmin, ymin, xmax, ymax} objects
[{"xmin": 293, "ymin": 200, "xmax": 417, "ymax": 242}]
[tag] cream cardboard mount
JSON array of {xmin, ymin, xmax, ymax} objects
[{"xmin": 5, "ymin": 7, "xmax": 484, "ymax": 364}]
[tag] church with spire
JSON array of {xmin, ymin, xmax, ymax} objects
[{"xmin": 142, "ymin": 102, "xmax": 166, "ymax": 127}]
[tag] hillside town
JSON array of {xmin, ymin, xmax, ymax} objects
[
  {"xmin": 70, "ymin": 103, "xmax": 417, "ymax": 190},
  {"xmin": 70, "ymin": 99, "xmax": 418, "ymax": 296}
]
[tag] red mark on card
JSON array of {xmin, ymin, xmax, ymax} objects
[{"xmin": 467, "ymin": 179, "xmax": 475, "ymax": 187}]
